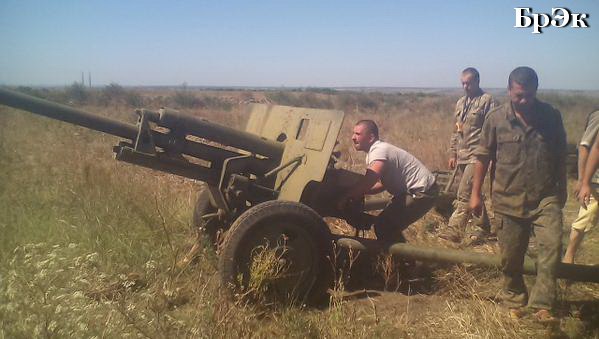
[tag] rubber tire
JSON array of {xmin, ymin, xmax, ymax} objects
[
  {"xmin": 192, "ymin": 186, "xmax": 223, "ymax": 246},
  {"xmin": 219, "ymin": 200, "xmax": 332, "ymax": 306}
]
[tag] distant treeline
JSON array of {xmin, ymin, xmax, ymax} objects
[{"xmin": 11, "ymin": 83, "xmax": 599, "ymax": 128}]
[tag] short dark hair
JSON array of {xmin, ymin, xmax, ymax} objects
[
  {"xmin": 356, "ymin": 120, "xmax": 379, "ymax": 139},
  {"xmin": 508, "ymin": 66, "xmax": 538, "ymax": 90},
  {"xmin": 462, "ymin": 67, "xmax": 480, "ymax": 82}
]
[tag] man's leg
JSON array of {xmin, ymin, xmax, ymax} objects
[
  {"xmin": 496, "ymin": 213, "xmax": 530, "ymax": 307},
  {"xmin": 528, "ymin": 200, "xmax": 563, "ymax": 311},
  {"xmin": 563, "ymin": 229, "xmax": 585, "ymax": 264},
  {"xmin": 375, "ymin": 192, "xmax": 436, "ymax": 246},
  {"xmin": 563, "ymin": 193, "xmax": 597, "ymax": 264}
]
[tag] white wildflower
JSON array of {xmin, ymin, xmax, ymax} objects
[
  {"xmin": 86, "ymin": 252, "xmax": 99, "ymax": 263},
  {"xmin": 37, "ymin": 269, "xmax": 48, "ymax": 279},
  {"xmin": 144, "ymin": 260, "xmax": 157, "ymax": 271}
]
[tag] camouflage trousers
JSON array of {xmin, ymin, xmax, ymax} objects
[
  {"xmin": 447, "ymin": 163, "xmax": 490, "ymax": 238},
  {"xmin": 496, "ymin": 198, "xmax": 563, "ymax": 310}
]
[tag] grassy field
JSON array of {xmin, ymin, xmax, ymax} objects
[{"xmin": 1, "ymin": 85, "xmax": 598, "ymax": 338}]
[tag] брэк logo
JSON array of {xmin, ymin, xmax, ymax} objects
[{"xmin": 515, "ymin": 7, "xmax": 589, "ymax": 34}]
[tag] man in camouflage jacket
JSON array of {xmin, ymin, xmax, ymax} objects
[
  {"xmin": 443, "ymin": 67, "xmax": 496, "ymax": 244},
  {"xmin": 470, "ymin": 67, "xmax": 567, "ymax": 320}
]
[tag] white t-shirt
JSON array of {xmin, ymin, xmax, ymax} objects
[
  {"xmin": 366, "ymin": 140, "xmax": 435, "ymax": 195},
  {"xmin": 580, "ymin": 110, "xmax": 599, "ymax": 185}
]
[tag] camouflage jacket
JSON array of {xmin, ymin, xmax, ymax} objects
[
  {"xmin": 449, "ymin": 92, "xmax": 496, "ymax": 164},
  {"xmin": 474, "ymin": 100, "xmax": 567, "ymax": 218}
]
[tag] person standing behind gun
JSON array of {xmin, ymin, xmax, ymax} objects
[
  {"xmin": 440, "ymin": 67, "xmax": 497, "ymax": 245},
  {"xmin": 469, "ymin": 66, "xmax": 567, "ymax": 322},
  {"xmin": 563, "ymin": 109, "xmax": 599, "ymax": 264}
]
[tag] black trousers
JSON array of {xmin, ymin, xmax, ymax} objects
[{"xmin": 374, "ymin": 184, "xmax": 438, "ymax": 245}]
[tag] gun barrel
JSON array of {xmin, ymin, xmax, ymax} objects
[
  {"xmin": 0, "ymin": 88, "xmax": 284, "ymax": 160},
  {"xmin": 153, "ymin": 108, "xmax": 284, "ymax": 160},
  {"xmin": 334, "ymin": 236, "xmax": 599, "ymax": 283},
  {"xmin": 0, "ymin": 87, "xmax": 137, "ymax": 140},
  {"xmin": 388, "ymin": 243, "xmax": 599, "ymax": 283}
]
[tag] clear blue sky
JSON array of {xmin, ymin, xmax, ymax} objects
[{"xmin": 1, "ymin": 0, "xmax": 598, "ymax": 90}]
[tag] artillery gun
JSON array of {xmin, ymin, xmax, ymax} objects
[
  {"xmin": 1, "ymin": 87, "xmax": 597, "ymax": 306},
  {"xmin": 0, "ymin": 87, "xmax": 380, "ymax": 304}
]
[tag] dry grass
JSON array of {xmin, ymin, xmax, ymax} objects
[{"xmin": 1, "ymin": 87, "xmax": 599, "ymax": 338}]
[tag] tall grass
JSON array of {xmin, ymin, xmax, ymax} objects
[{"xmin": 1, "ymin": 88, "xmax": 598, "ymax": 338}]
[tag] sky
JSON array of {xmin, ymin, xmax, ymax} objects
[{"xmin": 1, "ymin": 0, "xmax": 598, "ymax": 90}]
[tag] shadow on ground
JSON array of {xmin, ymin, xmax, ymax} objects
[{"xmin": 331, "ymin": 246, "xmax": 450, "ymax": 299}]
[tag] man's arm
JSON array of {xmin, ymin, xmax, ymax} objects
[
  {"xmin": 448, "ymin": 134, "xmax": 458, "ymax": 169},
  {"xmin": 469, "ymin": 158, "xmax": 490, "ymax": 216},
  {"xmin": 448, "ymin": 102, "xmax": 460, "ymax": 169},
  {"xmin": 469, "ymin": 107, "xmax": 495, "ymax": 215},
  {"xmin": 576, "ymin": 145, "xmax": 590, "ymax": 194},
  {"xmin": 337, "ymin": 160, "xmax": 385, "ymax": 209},
  {"xmin": 578, "ymin": 137, "xmax": 599, "ymax": 208},
  {"xmin": 576, "ymin": 110, "xmax": 599, "ymax": 207}
]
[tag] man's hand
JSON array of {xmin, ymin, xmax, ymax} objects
[
  {"xmin": 574, "ymin": 180, "xmax": 582, "ymax": 196},
  {"xmin": 577, "ymin": 183, "xmax": 592, "ymax": 209},
  {"xmin": 448, "ymin": 157, "xmax": 457, "ymax": 170},
  {"xmin": 469, "ymin": 193, "xmax": 483, "ymax": 217}
]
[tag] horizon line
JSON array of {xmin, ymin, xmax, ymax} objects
[{"xmin": 2, "ymin": 84, "xmax": 599, "ymax": 93}]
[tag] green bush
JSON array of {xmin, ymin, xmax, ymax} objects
[
  {"xmin": 172, "ymin": 91, "xmax": 200, "ymax": 108},
  {"xmin": 337, "ymin": 92, "xmax": 379, "ymax": 111},
  {"xmin": 266, "ymin": 91, "xmax": 333, "ymax": 109},
  {"xmin": 102, "ymin": 82, "xmax": 126, "ymax": 99},
  {"xmin": 15, "ymin": 86, "xmax": 51, "ymax": 99},
  {"xmin": 99, "ymin": 83, "xmax": 144, "ymax": 107},
  {"xmin": 66, "ymin": 82, "xmax": 89, "ymax": 104},
  {"xmin": 201, "ymin": 95, "xmax": 233, "ymax": 111},
  {"xmin": 266, "ymin": 91, "xmax": 300, "ymax": 106},
  {"xmin": 305, "ymin": 87, "xmax": 338, "ymax": 95}
]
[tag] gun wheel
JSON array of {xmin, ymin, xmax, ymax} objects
[
  {"xmin": 219, "ymin": 200, "xmax": 332, "ymax": 306},
  {"xmin": 192, "ymin": 186, "xmax": 225, "ymax": 247}
]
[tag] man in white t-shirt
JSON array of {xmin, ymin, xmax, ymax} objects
[
  {"xmin": 563, "ymin": 109, "xmax": 599, "ymax": 264},
  {"xmin": 339, "ymin": 120, "xmax": 438, "ymax": 245}
]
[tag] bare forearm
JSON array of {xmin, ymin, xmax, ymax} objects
[
  {"xmin": 471, "ymin": 158, "xmax": 490, "ymax": 197},
  {"xmin": 582, "ymin": 140, "xmax": 599, "ymax": 185},
  {"xmin": 578, "ymin": 146, "xmax": 590, "ymax": 181}
]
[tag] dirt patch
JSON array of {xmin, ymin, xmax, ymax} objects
[{"xmin": 323, "ymin": 199, "xmax": 599, "ymax": 338}]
